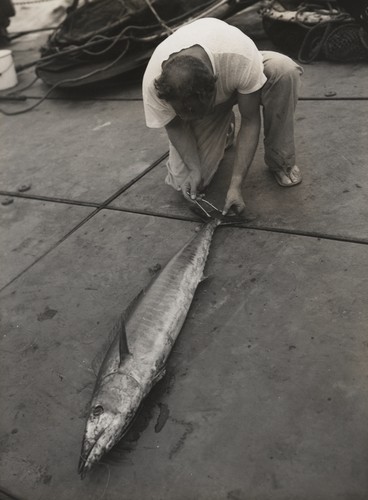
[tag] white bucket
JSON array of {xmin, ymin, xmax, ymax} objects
[{"xmin": 0, "ymin": 49, "xmax": 18, "ymax": 91}]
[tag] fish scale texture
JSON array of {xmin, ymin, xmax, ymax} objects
[
  {"xmin": 126, "ymin": 221, "xmax": 218, "ymax": 375},
  {"xmin": 79, "ymin": 221, "xmax": 219, "ymax": 475}
]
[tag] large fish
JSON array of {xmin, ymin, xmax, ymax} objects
[{"xmin": 78, "ymin": 219, "xmax": 220, "ymax": 477}]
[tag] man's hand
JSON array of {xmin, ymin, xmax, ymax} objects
[
  {"xmin": 222, "ymin": 91, "xmax": 261, "ymax": 216},
  {"xmin": 165, "ymin": 117, "xmax": 203, "ymax": 201},
  {"xmin": 181, "ymin": 169, "xmax": 202, "ymax": 201},
  {"xmin": 222, "ymin": 185, "xmax": 245, "ymax": 215}
]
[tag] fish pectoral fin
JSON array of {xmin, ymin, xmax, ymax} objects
[
  {"xmin": 198, "ymin": 274, "xmax": 213, "ymax": 288},
  {"xmin": 153, "ymin": 366, "xmax": 166, "ymax": 384},
  {"xmin": 119, "ymin": 318, "xmax": 130, "ymax": 363}
]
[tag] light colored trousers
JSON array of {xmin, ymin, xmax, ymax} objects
[{"xmin": 165, "ymin": 51, "xmax": 303, "ymax": 190}]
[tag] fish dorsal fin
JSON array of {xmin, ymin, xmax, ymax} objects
[
  {"xmin": 119, "ymin": 317, "xmax": 130, "ymax": 364},
  {"xmin": 124, "ymin": 288, "xmax": 145, "ymax": 321},
  {"xmin": 92, "ymin": 289, "xmax": 146, "ymax": 371}
]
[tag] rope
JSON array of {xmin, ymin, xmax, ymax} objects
[
  {"xmin": 296, "ymin": 2, "xmax": 354, "ymax": 62},
  {"xmin": 14, "ymin": 0, "xmax": 217, "ymax": 72},
  {"xmin": 0, "ymin": 41, "xmax": 130, "ymax": 116},
  {"xmin": 8, "ymin": 74, "xmax": 39, "ymax": 92},
  {"xmin": 264, "ymin": 0, "xmax": 353, "ymax": 63},
  {"xmin": 15, "ymin": 24, "xmax": 140, "ymax": 72},
  {"xmin": 9, "ymin": 27, "xmax": 58, "ymax": 40},
  {"xmin": 13, "ymin": 0, "xmax": 59, "ymax": 4},
  {"xmin": 4, "ymin": 0, "xmax": 228, "ymax": 107},
  {"xmin": 143, "ymin": 0, "xmax": 173, "ymax": 35}
]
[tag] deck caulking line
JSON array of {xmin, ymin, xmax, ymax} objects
[
  {"xmin": 0, "ymin": 151, "xmax": 168, "ymax": 208},
  {"xmin": 0, "ymin": 152, "xmax": 168, "ymax": 292}
]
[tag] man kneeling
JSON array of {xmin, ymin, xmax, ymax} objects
[{"xmin": 142, "ymin": 17, "xmax": 303, "ymax": 215}]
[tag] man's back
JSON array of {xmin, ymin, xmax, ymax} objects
[{"xmin": 142, "ymin": 18, "xmax": 266, "ymax": 128}]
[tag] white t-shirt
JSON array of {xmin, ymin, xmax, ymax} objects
[{"xmin": 142, "ymin": 18, "xmax": 267, "ymax": 128}]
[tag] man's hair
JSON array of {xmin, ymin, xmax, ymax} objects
[{"xmin": 154, "ymin": 55, "xmax": 216, "ymax": 101}]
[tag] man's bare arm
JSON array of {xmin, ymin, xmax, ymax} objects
[
  {"xmin": 223, "ymin": 90, "xmax": 261, "ymax": 215},
  {"xmin": 165, "ymin": 116, "xmax": 202, "ymax": 200}
]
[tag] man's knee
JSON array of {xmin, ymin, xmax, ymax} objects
[{"xmin": 264, "ymin": 52, "xmax": 303, "ymax": 84}]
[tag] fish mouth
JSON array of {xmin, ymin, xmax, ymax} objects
[
  {"xmin": 78, "ymin": 429, "xmax": 106, "ymax": 479},
  {"xmin": 78, "ymin": 454, "xmax": 91, "ymax": 480},
  {"xmin": 78, "ymin": 418, "xmax": 133, "ymax": 478},
  {"xmin": 78, "ymin": 451, "xmax": 92, "ymax": 479}
]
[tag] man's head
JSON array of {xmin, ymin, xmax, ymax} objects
[{"xmin": 154, "ymin": 54, "xmax": 217, "ymax": 121}]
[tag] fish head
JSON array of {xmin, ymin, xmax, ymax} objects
[{"xmin": 78, "ymin": 371, "xmax": 142, "ymax": 478}]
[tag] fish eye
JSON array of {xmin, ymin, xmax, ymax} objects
[{"xmin": 93, "ymin": 405, "xmax": 104, "ymax": 416}]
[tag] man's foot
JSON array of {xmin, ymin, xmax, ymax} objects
[{"xmin": 271, "ymin": 165, "xmax": 302, "ymax": 187}]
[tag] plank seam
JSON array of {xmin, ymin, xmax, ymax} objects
[{"xmin": 0, "ymin": 152, "xmax": 168, "ymax": 292}]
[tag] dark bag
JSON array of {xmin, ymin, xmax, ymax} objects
[{"xmin": 261, "ymin": 0, "xmax": 368, "ymax": 62}]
